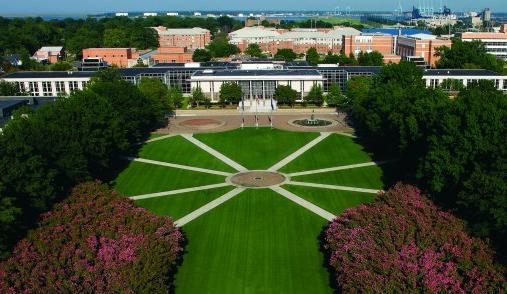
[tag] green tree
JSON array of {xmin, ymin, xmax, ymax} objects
[
  {"xmin": 325, "ymin": 84, "xmax": 343, "ymax": 107},
  {"xmin": 245, "ymin": 43, "xmax": 263, "ymax": 57},
  {"xmin": 436, "ymin": 39, "xmax": 505, "ymax": 73},
  {"xmin": 206, "ymin": 34, "xmax": 240, "ymax": 58},
  {"xmin": 192, "ymin": 49, "xmax": 211, "ymax": 62},
  {"xmin": 103, "ymin": 28, "xmax": 129, "ymax": 48},
  {"xmin": 306, "ymin": 47, "xmax": 320, "ymax": 66},
  {"xmin": 190, "ymin": 86, "xmax": 206, "ymax": 107},
  {"xmin": 323, "ymin": 52, "xmax": 340, "ymax": 64},
  {"xmin": 305, "ymin": 84, "xmax": 324, "ymax": 106},
  {"xmin": 219, "ymin": 82, "xmax": 242, "ymax": 106},
  {"xmin": 138, "ymin": 78, "xmax": 170, "ymax": 126},
  {"xmin": 167, "ymin": 86, "xmax": 183, "ymax": 109},
  {"xmin": 50, "ymin": 62, "xmax": 73, "ymax": 71},
  {"xmin": 274, "ymin": 85, "xmax": 298, "ymax": 107},
  {"xmin": 439, "ymin": 79, "xmax": 465, "ymax": 92},
  {"xmin": 0, "ymin": 81, "xmax": 24, "ymax": 96},
  {"xmin": 357, "ymin": 51, "xmax": 384, "ymax": 66},
  {"xmin": 274, "ymin": 49, "xmax": 297, "ymax": 62}
]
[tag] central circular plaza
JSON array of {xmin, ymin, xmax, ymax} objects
[{"xmin": 228, "ymin": 171, "xmax": 287, "ymax": 188}]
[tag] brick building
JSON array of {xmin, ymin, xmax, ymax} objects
[
  {"xmin": 151, "ymin": 47, "xmax": 194, "ymax": 64},
  {"xmin": 460, "ymin": 24, "xmax": 507, "ymax": 61},
  {"xmin": 153, "ymin": 27, "xmax": 211, "ymax": 49},
  {"xmin": 32, "ymin": 46, "xmax": 64, "ymax": 64},
  {"xmin": 397, "ymin": 34, "xmax": 452, "ymax": 66},
  {"xmin": 229, "ymin": 26, "xmax": 361, "ymax": 55},
  {"xmin": 342, "ymin": 34, "xmax": 401, "ymax": 63},
  {"xmin": 82, "ymin": 48, "xmax": 140, "ymax": 68}
]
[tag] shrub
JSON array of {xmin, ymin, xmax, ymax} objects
[
  {"xmin": 324, "ymin": 184, "xmax": 506, "ymax": 293},
  {"xmin": 0, "ymin": 182, "xmax": 183, "ymax": 293}
]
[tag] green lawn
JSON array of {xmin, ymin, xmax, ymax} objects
[
  {"xmin": 174, "ymin": 189, "xmax": 333, "ymax": 294},
  {"xmin": 113, "ymin": 161, "xmax": 226, "ymax": 196},
  {"xmin": 149, "ymin": 132, "xmax": 166, "ymax": 139},
  {"xmin": 280, "ymin": 134, "xmax": 374, "ymax": 173},
  {"xmin": 283, "ymin": 185, "xmax": 375, "ymax": 216},
  {"xmin": 194, "ymin": 128, "xmax": 319, "ymax": 170},
  {"xmin": 135, "ymin": 186, "xmax": 235, "ymax": 220},
  {"xmin": 291, "ymin": 165, "xmax": 385, "ymax": 190},
  {"xmin": 138, "ymin": 135, "xmax": 235, "ymax": 172}
]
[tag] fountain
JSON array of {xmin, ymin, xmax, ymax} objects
[{"xmin": 293, "ymin": 111, "xmax": 332, "ymax": 127}]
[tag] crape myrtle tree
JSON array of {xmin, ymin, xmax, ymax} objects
[
  {"xmin": 0, "ymin": 68, "xmax": 165, "ymax": 258},
  {"xmin": 0, "ymin": 182, "xmax": 183, "ymax": 293},
  {"xmin": 325, "ymin": 184, "xmax": 506, "ymax": 293},
  {"xmin": 305, "ymin": 84, "xmax": 324, "ymax": 106},
  {"xmin": 274, "ymin": 49, "xmax": 297, "ymax": 62},
  {"xmin": 219, "ymin": 82, "xmax": 243, "ymax": 107},
  {"xmin": 305, "ymin": 47, "xmax": 320, "ymax": 66},
  {"xmin": 274, "ymin": 85, "xmax": 298, "ymax": 107}
]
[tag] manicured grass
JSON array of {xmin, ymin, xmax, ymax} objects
[
  {"xmin": 149, "ymin": 132, "xmax": 166, "ymax": 139},
  {"xmin": 138, "ymin": 135, "xmax": 235, "ymax": 172},
  {"xmin": 280, "ymin": 134, "xmax": 374, "ymax": 173},
  {"xmin": 135, "ymin": 186, "xmax": 235, "ymax": 220},
  {"xmin": 291, "ymin": 165, "xmax": 385, "ymax": 190},
  {"xmin": 283, "ymin": 185, "xmax": 376, "ymax": 216},
  {"xmin": 112, "ymin": 161, "xmax": 226, "ymax": 196},
  {"xmin": 174, "ymin": 189, "xmax": 333, "ymax": 294},
  {"xmin": 194, "ymin": 128, "xmax": 319, "ymax": 170}
]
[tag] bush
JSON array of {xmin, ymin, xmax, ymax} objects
[
  {"xmin": 324, "ymin": 184, "xmax": 506, "ymax": 293},
  {"xmin": 0, "ymin": 182, "xmax": 183, "ymax": 293}
]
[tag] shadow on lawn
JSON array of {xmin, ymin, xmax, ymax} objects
[{"xmin": 318, "ymin": 223, "xmax": 341, "ymax": 294}]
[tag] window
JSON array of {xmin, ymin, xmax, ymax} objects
[
  {"xmin": 28, "ymin": 82, "xmax": 39, "ymax": 96},
  {"xmin": 55, "ymin": 81, "xmax": 65, "ymax": 94},
  {"xmin": 42, "ymin": 81, "xmax": 53, "ymax": 96},
  {"xmin": 504, "ymin": 79, "xmax": 507, "ymax": 90},
  {"xmin": 495, "ymin": 79, "xmax": 501, "ymax": 89},
  {"xmin": 69, "ymin": 81, "xmax": 79, "ymax": 92}
]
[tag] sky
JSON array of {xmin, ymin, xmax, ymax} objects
[{"xmin": 2, "ymin": 0, "xmax": 505, "ymax": 15}]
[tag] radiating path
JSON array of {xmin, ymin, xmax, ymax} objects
[
  {"xmin": 125, "ymin": 157, "xmax": 233, "ymax": 176},
  {"xmin": 181, "ymin": 134, "xmax": 248, "ymax": 172},
  {"xmin": 268, "ymin": 132, "xmax": 332, "ymax": 171},
  {"xmin": 287, "ymin": 181, "xmax": 380, "ymax": 194},
  {"xmin": 145, "ymin": 134, "xmax": 178, "ymax": 143},
  {"xmin": 129, "ymin": 183, "xmax": 231, "ymax": 200},
  {"xmin": 288, "ymin": 160, "xmax": 391, "ymax": 177},
  {"xmin": 270, "ymin": 186, "xmax": 336, "ymax": 221},
  {"xmin": 175, "ymin": 187, "xmax": 246, "ymax": 227}
]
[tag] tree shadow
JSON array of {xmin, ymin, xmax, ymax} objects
[
  {"xmin": 318, "ymin": 223, "xmax": 341, "ymax": 294},
  {"xmin": 168, "ymin": 228, "xmax": 189, "ymax": 294}
]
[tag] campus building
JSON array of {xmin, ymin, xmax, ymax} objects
[
  {"xmin": 342, "ymin": 34, "xmax": 401, "ymax": 63},
  {"xmin": 82, "ymin": 48, "xmax": 140, "ymax": 68},
  {"xmin": 32, "ymin": 46, "xmax": 64, "ymax": 64},
  {"xmin": 151, "ymin": 47, "xmax": 194, "ymax": 64},
  {"xmin": 397, "ymin": 34, "xmax": 452, "ymax": 67},
  {"xmin": 229, "ymin": 26, "xmax": 361, "ymax": 54},
  {"xmin": 1, "ymin": 62, "xmax": 505, "ymax": 98},
  {"xmin": 153, "ymin": 27, "xmax": 211, "ymax": 49},
  {"xmin": 460, "ymin": 24, "xmax": 507, "ymax": 61}
]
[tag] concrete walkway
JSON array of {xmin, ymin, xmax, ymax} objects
[
  {"xmin": 268, "ymin": 132, "xmax": 332, "ymax": 171},
  {"xmin": 129, "ymin": 183, "xmax": 231, "ymax": 200},
  {"xmin": 271, "ymin": 186, "xmax": 336, "ymax": 221},
  {"xmin": 287, "ymin": 181, "xmax": 380, "ymax": 194},
  {"xmin": 288, "ymin": 160, "xmax": 391, "ymax": 177},
  {"xmin": 175, "ymin": 187, "xmax": 246, "ymax": 227},
  {"xmin": 125, "ymin": 157, "xmax": 232, "ymax": 176},
  {"xmin": 181, "ymin": 134, "xmax": 248, "ymax": 172},
  {"xmin": 145, "ymin": 134, "xmax": 178, "ymax": 143}
]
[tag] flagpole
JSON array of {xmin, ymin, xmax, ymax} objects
[
  {"xmin": 255, "ymin": 95, "xmax": 259, "ymax": 129},
  {"xmin": 241, "ymin": 93, "xmax": 244, "ymax": 129}
]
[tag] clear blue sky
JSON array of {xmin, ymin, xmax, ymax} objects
[{"xmin": 2, "ymin": 0, "xmax": 505, "ymax": 15}]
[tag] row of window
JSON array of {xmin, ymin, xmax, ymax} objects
[
  {"xmin": 17, "ymin": 81, "xmax": 87, "ymax": 96},
  {"xmin": 428, "ymin": 79, "xmax": 507, "ymax": 90}
]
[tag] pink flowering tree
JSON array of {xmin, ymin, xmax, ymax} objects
[
  {"xmin": 324, "ymin": 183, "xmax": 506, "ymax": 293},
  {"xmin": 0, "ymin": 182, "xmax": 183, "ymax": 293}
]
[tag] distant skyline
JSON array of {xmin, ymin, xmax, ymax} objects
[{"xmin": 2, "ymin": 0, "xmax": 506, "ymax": 15}]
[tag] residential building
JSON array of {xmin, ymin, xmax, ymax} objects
[
  {"xmin": 153, "ymin": 27, "xmax": 211, "ymax": 49},
  {"xmin": 151, "ymin": 47, "xmax": 194, "ymax": 64},
  {"xmin": 229, "ymin": 26, "xmax": 361, "ymax": 55},
  {"xmin": 460, "ymin": 24, "xmax": 507, "ymax": 61},
  {"xmin": 397, "ymin": 34, "xmax": 452, "ymax": 67},
  {"xmin": 82, "ymin": 48, "xmax": 140, "ymax": 68},
  {"xmin": 32, "ymin": 46, "xmax": 64, "ymax": 64}
]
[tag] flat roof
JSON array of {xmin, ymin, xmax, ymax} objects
[
  {"xmin": 2, "ymin": 71, "xmax": 95, "ymax": 79},
  {"xmin": 423, "ymin": 69, "xmax": 503, "ymax": 76},
  {"xmin": 193, "ymin": 69, "xmax": 323, "ymax": 77},
  {"xmin": 0, "ymin": 99, "xmax": 26, "ymax": 110}
]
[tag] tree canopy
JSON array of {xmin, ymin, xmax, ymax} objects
[
  {"xmin": 436, "ymin": 39, "xmax": 506, "ymax": 73},
  {"xmin": 192, "ymin": 49, "xmax": 211, "ymax": 62},
  {"xmin": 274, "ymin": 49, "xmax": 297, "ymax": 62},
  {"xmin": 219, "ymin": 82, "xmax": 243, "ymax": 106},
  {"xmin": 357, "ymin": 51, "xmax": 384, "ymax": 66},
  {"xmin": 305, "ymin": 48, "xmax": 320, "ymax": 66},
  {"xmin": 206, "ymin": 34, "xmax": 240, "ymax": 58},
  {"xmin": 245, "ymin": 43, "xmax": 264, "ymax": 58},
  {"xmin": 274, "ymin": 85, "xmax": 298, "ymax": 106}
]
